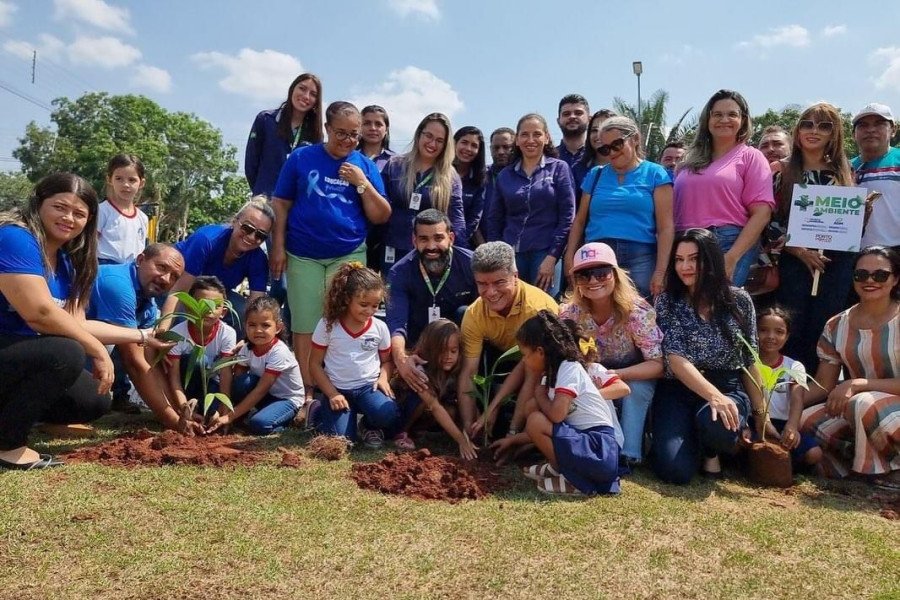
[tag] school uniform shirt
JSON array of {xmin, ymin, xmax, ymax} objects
[
  {"xmin": 547, "ymin": 360, "xmax": 624, "ymax": 446},
  {"xmin": 273, "ymin": 144, "xmax": 385, "ymax": 260},
  {"xmin": 236, "ymin": 338, "xmax": 305, "ymax": 407},
  {"xmin": 486, "ymin": 157, "xmax": 575, "ymax": 258},
  {"xmin": 0, "ymin": 225, "xmax": 71, "ymax": 336},
  {"xmin": 97, "ymin": 200, "xmax": 148, "ymax": 263},
  {"xmin": 167, "ymin": 319, "xmax": 238, "ymax": 372},
  {"xmin": 311, "ymin": 316, "xmax": 391, "ymax": 390},
  {"xmin": 87, "ymin": 261, "xmax": 159, "ymax": 329},
  {"xmin": 765, "ymin": 355, "xmax": 805, "ymax": 421},
  {"xmin": 366, "ymin": 148, "xmax": 396, "ymax": 171},
  {"xmin": 244, "ymin": 107, "xmax": 313, "ymax": 197},
  {"xmin": 853, "ymin": 146, "xmax": 900, "ymax": 247},
  {"xmin": 460, "ymin": 169, "xmax": 485, "ymax": 242},
  {"xmin": 175, "ymin": 224, "xmax": 268, "ymax": 292}
]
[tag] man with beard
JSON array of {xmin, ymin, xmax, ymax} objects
[
  {"xmin": 556, "ymin": 93, "xmax": 590, "ymax": 189},
  {"xmin": 477, "ymin": 127, "xmax": 516, "ymax": 246},
  {"xmin": 660, "ymin": 140, "xmax": 687, "ymax": 179},
  {"xmin": 757, "ymin": 126, "xmax": 791, "ymax": 164},
  {"xmin": 852, "ymin": 103, "xmax": 900, "ymax": 250},
  {"xmin": 388, "ymin": 209, "xmax": 477, "ymax": 391}
]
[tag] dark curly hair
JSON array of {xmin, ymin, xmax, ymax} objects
[
  {"xmin": 244, "ymin": 295, "xmax": 285, "ymax": 341},
  {"xmin": 516, "ymin": 310, "xmax": 584, "ymax": 387},
  {"xmin": 322, "ymin": 262, "xmax": 385, "ymax": 330}
]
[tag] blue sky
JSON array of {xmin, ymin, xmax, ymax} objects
[{"xmin": 1, "ymin": 0, "xmax": 899, "ymax": 173}]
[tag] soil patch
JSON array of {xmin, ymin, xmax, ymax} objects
[
  {"xmin": 64, "ymin": 429, "xmax": 269, "ymax": 468},
  {"xmin": 307, "ymin": 435, "xmax": 350, "ymax": 461},
  {"xmin": 350, "ymin": 448, "xmax": 514, "ymax": 503}
]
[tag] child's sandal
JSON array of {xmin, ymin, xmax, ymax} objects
[
  {"xmin": 536, "ymin": 474, "xmax": 583, "ymax": 496},
  {"xmin": 522, "ymin": 463, "xmax": 559, "ymax": 481}
]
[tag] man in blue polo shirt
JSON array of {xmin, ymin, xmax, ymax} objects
[
  {"xmin": 86, "ymin": 243, "xmax": 201, "ymax": 434},
  {"xmin": 387, "ymin": 209, "xmax": 477, "ymax": 392}
]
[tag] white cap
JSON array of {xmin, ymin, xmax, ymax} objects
[{"xmin": 852, "ymin": 103, "xmax": 895, "ymax": 127}]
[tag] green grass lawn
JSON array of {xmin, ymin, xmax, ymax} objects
[{"xmin": 1, "ymin": 416, "xmax": 897, "ymax": 600}]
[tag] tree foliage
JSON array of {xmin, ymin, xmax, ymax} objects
[
  {"xmin": 12, "ymin": 93, "xmax": 243, "ymax": 241},
  {"xmin": 0, "ymin": 171, "xmax": 32, "ymax": 212},
  {"xmin": 613, "ymin": 89, "xmax": 695, "ymax": 162}
]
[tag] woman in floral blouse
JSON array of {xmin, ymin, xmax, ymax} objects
[
  {"xmin": 560, "ymin": 242, "xmax": 663, "ymax": 466},
  {"xmin": 652, "ymin": 228, "xmax": 764, "ymax": 484}
]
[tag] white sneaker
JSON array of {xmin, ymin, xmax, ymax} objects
[{"xmin": 359, "ymin": 422, "xmax": 384, "ymax": 449}]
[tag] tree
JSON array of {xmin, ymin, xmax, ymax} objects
[
  {"xmin": 751, "ymin": 105, "xmax": 859, "ymax": 158},
  {"xmin": 0, "ymin": 171, "xmax": 32, "ymax": 212},
  {"xmin": 613, "ymin": 89, "xmax": 694, "ymax": 162},
  {"xmin": 13, "ymin": 93, "xmax": 240, "ymax": 241}
]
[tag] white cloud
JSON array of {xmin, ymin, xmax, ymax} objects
[
  {"xmin": 660, "ymin": 44, "xmax": 701, "ymax": 66},
  {"xmin": 387, "ymin": 0, "xmax": 440, "ymax": 20},
  {"xmin": 3, "ymin": 33, "xmax": 65, "ymax": 61},
  {"xmin": 68, "ymin": 35, "xmax": 140, "ymax": 68},
  {"xmin": 821, "ymin": 25, "xmax": 847, "ymax": 37},
  {"xmin": 0, "ymin": 1, "xmax": 16, "ymax": 27},
  {"xmin": 737, "ymin": 25, "xmax": 810, "ymax": 51},
  {"xmin": 350, "ymin": 66, "xmax": 464, "ymax": 144},
  {"xmin": 131, "ymin": 64, "xmax": 172, "ymax": 93},
  {"xmin": 191, "ymin": 48, "xmax": 303, "ymax": 102},
  {"xmin": 53, "ymin": 0, "xmax": 133, "ymax": 34},
  {"xmin": 871, "ymin": 47, "xmax": 900, "ymax": 93}
]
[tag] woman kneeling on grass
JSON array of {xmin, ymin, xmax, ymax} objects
[{"xmin": 510, "ymin": 310, "xmax": 630, "ymax": 495}]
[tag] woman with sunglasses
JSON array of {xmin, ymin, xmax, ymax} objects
[
  {"xmin": 486, "ymin": 113, "xmax": 575, "ymax": 298},
  {"xmin": 453, "ymin": 126, "xmax": 487, "ymax": 247},
  {"xmin": 560, "ymin": 242, "xmax": 663, "ymax": 466},
  {"xmin": 162, "ymin": 197, "xmax": 275, "ymax": 332},
  {"xmin": 651, "ymin": 228, "xmax": 764, "ymax": 484},
  {"xmin": 800, "ymin": 246, "xmax": 900, "ymax": 489},
  {"xmin": 772, "ymin": 103, "xmax": 855, "ymax": 370},
  {"xmin": 674, "ymin": 90, "xmax": 774, "ymax": 287},
  {"xmin": 564, "ymin": 116, "xmax": 673, "ymax": 298}
]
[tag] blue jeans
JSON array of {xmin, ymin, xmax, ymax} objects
[
  {"xmin": 706, "ymin": 225, "xmax": 759, "ymax": 287},
  {"xmin": 231, "ymin": 373, "xmax": 299, "ymax": 435},
  {"xmin": 595, "ymin": 238, "xmax": 656, "ymax": 299},
  {"xmin": 616, "ymin": 378, "xmax": 656, "ymax": 461},
  {"xmin": 316, "ymin": 383, "xmax": 400, "ymax": 441},
  {"xmin": 515, "ymin": 249, "xmax": 561, "ymax": 298}
]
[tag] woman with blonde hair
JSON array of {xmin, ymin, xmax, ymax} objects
[
  {"xmin": 559, "ymin": 242, "xmax": 663, "ymax": 466},
  {"xmin": 380, "ymin": 113, "xmax": 465, "ymax": 271},
  {"xmin": 772, "ymin": 102, "xmax": 855, "ymax": 370}
]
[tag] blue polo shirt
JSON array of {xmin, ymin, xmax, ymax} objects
[
  {"xmin": 486, "ymin": 157, "xmax": 575, "ymax": 258},
  {"xmin": 87, "ymin": 261, "xmax": 158, "ymax": 328},
  {"xmin": 385, "ymin": 247, "xmax": 477, "ymax": 346},
  {"xmin": 175, "ymin": 224, "xmax": 268, "ymax": 292},
  {"xmin": 0, "ymin": 225, "xmax": 72, "ymax": 336},
  {"xmin": 583, "ymin": 160, "xmax": 671, "ymax": 244}
]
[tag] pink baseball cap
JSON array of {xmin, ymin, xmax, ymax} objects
[{"xmin": 571, "ymin": 242, "xmax": 618, "ymax": 273}]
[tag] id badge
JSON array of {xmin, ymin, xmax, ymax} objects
[
  {"xmin": 428, "ymin": 305, "xmax": 441, "ymax": 323},
  {"xmin": 409, "ymin": 193, "xmax": 422, "ymax": 210},
  {"xmin": 384, "ymin": 246, "xmax": 396, "ymax": 264}
]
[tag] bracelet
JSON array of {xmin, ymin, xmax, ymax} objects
[
  {"xmin": 138, "ymin": 329, "xmax": 147, "ymax": 347},
  {"xmin": 752, "ymin": 408, "xmax": 766, "ymax": 416}
]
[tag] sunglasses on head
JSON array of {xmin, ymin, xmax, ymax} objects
[
  {"xmin": 238, "ymin": 221, "xmax": 269, "ymax": 242},
  {"xmin": 574, "ymin": 265, "xmax": 614, "ymax": 282},
  {"xmin": 798, "ymin": 120, "xmax": 834, "ymax": 133},
  {"xmin": 597, "ymin": 132, "xmax": 633, "ymax": 156},
  {"xmin": 852, "ymin": 268, "xmax": 893, "ymax": 283}
]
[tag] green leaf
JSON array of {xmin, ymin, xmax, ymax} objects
[
  {"xmin": 472, "ymin": 374, "xmax": 486, "ymax": 386},
  {"xmin": 210, "ymin": 355, "xmax": 245, "ymax": 373},
  {"xmin": 156, "ymin": 330, "xmax": 185, "ymax": 343},
  {"xmin": 198, "ymin": 297, "xmax": 219, "ymax": 317},
  {"xmin": 173, "ymin": 291, "xmax": 202, "ymax": 316},
  {"xmin": 211, "ymin": 392, "xmax": 233, "ymax": 412},
  {"xmin": 183, "ymin": 345, "xmax": 205, "ymax": 392}
]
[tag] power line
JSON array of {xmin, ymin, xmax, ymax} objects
[{"xmin": 0, "ymin": 79, "xmax": 51, "ymax": 111}]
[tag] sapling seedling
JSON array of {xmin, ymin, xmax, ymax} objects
[{"xmin": 469, "ymin": 345, "xmax": 522, "ymax": 446}]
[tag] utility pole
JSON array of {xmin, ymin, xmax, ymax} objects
[{"xmin": 31, "ymin": 50, "xmax": 36, "ymax": 84}]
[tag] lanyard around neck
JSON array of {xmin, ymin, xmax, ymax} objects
[{"xmin": 418, "ymin": 250, "xmax": 452, "ymax": 301}]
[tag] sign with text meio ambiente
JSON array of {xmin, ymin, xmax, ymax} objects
[{"xmin": 785, "ymin": 183, "xmax": 866, "ymax": 252}]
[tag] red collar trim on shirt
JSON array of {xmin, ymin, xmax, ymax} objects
[
  {"xmin": 251, "ymin": 337, "xmax": 279, "ymax": 356},
  {"xmin": 187, "ymin": 320, "xmax": 220, "ymax": 346},
  {"xmin": 763, "ymin": 354, "xmax": 784, "ymax": 369},
  {"xmin": 106, "ymin": 199, "xmax": 139, "ymax": 219},
  {"xmin": 340, "ymin": 317, "xmax": 372, "ymax": 338}
]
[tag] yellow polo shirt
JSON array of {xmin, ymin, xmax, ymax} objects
[{"xmin": 461, "ymin": 280, "xmax": 559, "ymax": 358}]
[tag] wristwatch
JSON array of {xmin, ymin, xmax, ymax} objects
[{"xmin": 356, "ymin": 182, "xmax": 367, "ymax": 194}]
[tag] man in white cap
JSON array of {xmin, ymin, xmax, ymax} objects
[{"xmin": 852, "ymin": 103, "xmax": 899, "ymax": 249}]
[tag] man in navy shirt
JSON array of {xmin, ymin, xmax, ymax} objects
[
  {"xmin": 556, "ymin": 93, "xmax": 590, "ymax": 170},
  {"xmin": 388, "ymin": 209, "xmax": 477, "ymax": 392}
]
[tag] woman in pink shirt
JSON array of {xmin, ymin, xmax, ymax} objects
[{"xmin": 674, "ymin": 90, "xmax": 774, "ymax": 286}]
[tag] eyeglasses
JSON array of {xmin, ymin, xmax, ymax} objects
[
  {"xmin": 330, "ymin": 128, "xmax": 361, "ymax": 142},
  {"xmin": 710, "ymin": 111, "xmax": 741, "ymax": 122},
  {"xmin": 574, "ymin": 265, "xmax": 614, "ymax": 282},
  {"xmin": 237, "ymin": 221, "xmax": 270, "ymax": 242},
  {"xmin": 852, "ymin": 268, "xmax": 893, "ymax": 283},
  {"xmin": 597, "ymin": 133, "xmax": 633, "ymax": 156},
  {"xmin": 798, "ymin": 120, "xmax": 834, "ymax": 133}
]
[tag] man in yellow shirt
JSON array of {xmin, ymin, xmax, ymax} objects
[{"xmin": 457, "ymin": 241, "xmax": 557, "ymax": 447}]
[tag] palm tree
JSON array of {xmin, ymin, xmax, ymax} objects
[{"xmin": 613, "ymin": 89, "xmax": 694, "ymax": 162}]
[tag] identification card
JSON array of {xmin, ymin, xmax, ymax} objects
[
  {"xmin": 428, "ymin": 305, "xmax": 441, "ymax": 323},
  {"xmin": 409, "ymin": 193, "xmax": 422, "ymax": 211},
  {"xmin": 384, "ymin": 246, "xmax": 396, "ymax": 264}
]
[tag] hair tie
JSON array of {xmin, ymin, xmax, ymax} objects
[
  {"xmin": 578, "ymin": 337, "xmax": 596, "ymax": 356},
  {"xmin": 347, "ymin": 261, "xmax": 365, "ymax": 270}
]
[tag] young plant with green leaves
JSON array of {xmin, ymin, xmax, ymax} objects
[
  {"xmin": 470, "ymin": 345, "xmax": 522, "ymax": 445},
  {"xmin": 156, "ymin": 291, "xmax": 244, "ymax": 420}
]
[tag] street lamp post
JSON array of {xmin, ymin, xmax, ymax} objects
[{"xmin": 632, "ymin": 61, "xmax": 643, "ymax": 127}]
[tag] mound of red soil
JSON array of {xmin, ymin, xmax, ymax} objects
[
  {"xmin": 350, "ymin": 448, "xmax": 512, "ymax": 503},
  {"xmin": 64, "ymin": 429, "xmax": 269, "ymax": 468}
]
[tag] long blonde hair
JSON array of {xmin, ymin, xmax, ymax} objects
[
  {"xmin": 403, "ymin": 113, "xmax": 455, "ymax": 213},
  {"xmin": 564, "ymin": 265, "xmax": 640, "ymax": 333}
]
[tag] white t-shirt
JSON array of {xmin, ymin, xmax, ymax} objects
[
  {"xmin": 546, "ymin": 360, "xmax": 624, "ymax": 447},
  {"xmin": 311, "ymin": 317, "xmax": 391, "ymax": 390},
  {"xmin": 236, "ymin": 339, "xmax": 305, "ymax": 407},
  {"xmin": 167, "ymin": 319, "xmax": 237, "ymax": 381},
  {"xmin": 767, "ymin": 355, "xmax": 805, "ymax": 421},
  {"xmin": 97, "ymin": 201, "xmax": 149, "ymax": 263}
]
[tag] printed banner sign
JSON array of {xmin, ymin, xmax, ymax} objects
[{"xmin": 785, "ymin": 184, "xmax": 866, "ymax": 252}]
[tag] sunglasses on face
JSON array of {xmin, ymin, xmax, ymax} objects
[
  {"xmin": 574, "ymin": 265, "xmax": 614, "ymax": 282},
  {"xmin": 237, "ymin": 221, "xmax": 270, "ymax": 242},
  {"xmin": 798, "ymin": 120, "xmax": 834, "ymax": 133},
  {"xmin": 852, "ymin": 268, "xmax": 893, "ymax": 283},
  {"xmin": 597, "ymin": 132, "xmax": 633, "ymax": 156}
]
